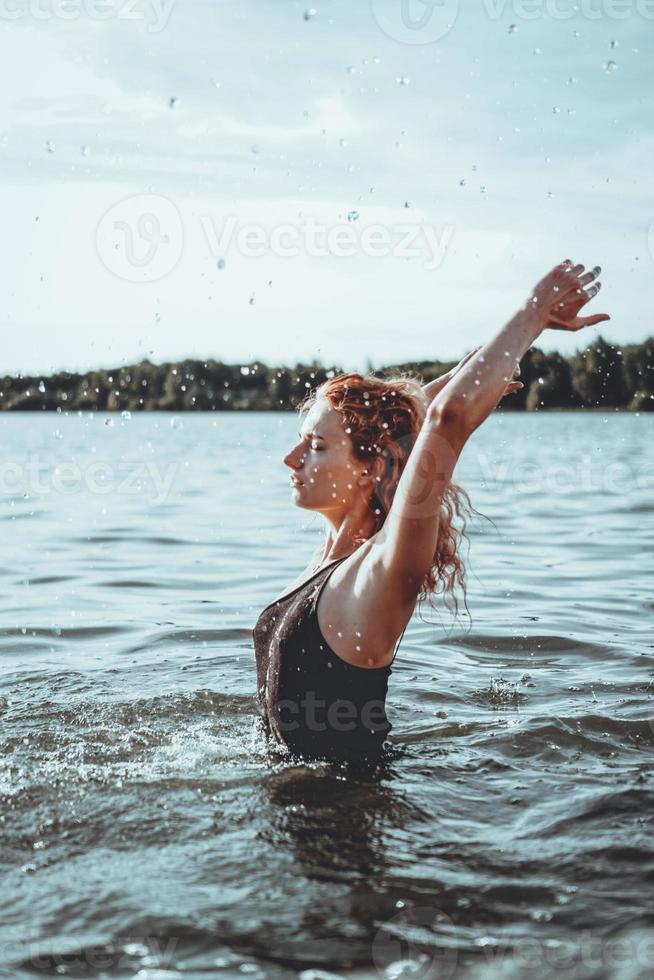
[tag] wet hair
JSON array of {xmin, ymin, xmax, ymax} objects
[{"xmin": 300, "ymin": 370, "xmax": 481, "ymax": 623}]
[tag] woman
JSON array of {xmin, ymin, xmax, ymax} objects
[{"xmin": 253, "ymin": 259, "xmax": 609, "ymax": 765}]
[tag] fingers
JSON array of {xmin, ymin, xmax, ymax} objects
[
  {"xmin": 533, "ymin": 259, "xmax": 607, "ymax": 330},
  {"xmin": 583, "ymin": 281, "xmax": 602, "ymax": 300},
  {"xmin": 502, "ymin": 382, "xmax": 524, "ymax": 397},
  {"xmin": 578, "ymin": 266, "xmax": 601, "ymax": 287},
  {"xmin": 556, "ymin": 277, "xmax": 604, "ymax": 315},
  {"xmin": 547, "ymin": 310, "xmax": 610, "ymax": 330},
  {"xmin": 578, "ymin": 313, "xmax": 611, "ymax": 327},
  {"xmin": 554, "ymin": 259, "xmax": 601, "ymax": 285}
]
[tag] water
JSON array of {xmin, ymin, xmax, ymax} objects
[{"xmin": 1, "ymin": 411, "xmax": 652, "ymax": 980}]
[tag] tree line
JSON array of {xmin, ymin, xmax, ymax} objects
[{"xmin": 1, "ymin": 335, "xmax": 652, "ymax": 412}]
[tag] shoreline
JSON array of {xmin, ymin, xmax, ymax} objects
[{"xmin": 1, "ymin": 336, "xmax": 652, "ymax": 413}]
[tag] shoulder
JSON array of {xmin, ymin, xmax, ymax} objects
[
  {"xmin": 344, "ymin": 536, "xmax": 420, "ymax": 613},
  {"xmin": 318, "ymin": 534, "xmax": 416, "ymax": 666}
]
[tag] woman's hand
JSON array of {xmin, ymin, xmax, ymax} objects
[{"xmin": 528, "ymin": 259, "xmax": 611, "ymax": 331}]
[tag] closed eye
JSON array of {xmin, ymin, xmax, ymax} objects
[{"xmin": 298, "ymin": 432, "xmax": 325, "ymax": 451}]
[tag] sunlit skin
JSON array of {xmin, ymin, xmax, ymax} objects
[
  {"xmin": 280, "ymin": 396, "xmax": 409, "ymax": 668},
  {"xmin": 274, "ymin": 258, "xmax": 610, "ymax": 670},
  {"xmin": 283, "ymin": 399, "xmax": 380, "ymax": 566}
]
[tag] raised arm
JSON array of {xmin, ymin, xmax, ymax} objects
[
  {"xmin": 375, "ymin": 259, "xmax": 609, "ymax": 598},
  {"xmin": 428, "ymin": 260, "xmax": 609, "ymax": 435},
  {"xmin": 421, "ymin": 347, "xmax": 523, "ymax": 404}
]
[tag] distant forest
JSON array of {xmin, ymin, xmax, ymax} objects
[{"xmin": 1, "ymin": 335, "xmax": 653, "ymax": 412}]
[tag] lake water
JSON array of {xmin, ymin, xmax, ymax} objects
[{"xmin": 1, "ymin": 410, "xmax": 652, "ymax": 980}]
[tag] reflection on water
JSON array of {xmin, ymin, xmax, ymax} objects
[{"xmin": 0, "ymin": 412, "xmax": 652, "ymax": 979}]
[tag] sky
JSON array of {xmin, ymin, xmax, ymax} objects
[{"xmin": 1, "ymin": 0, "xmax": 653, "ymax": 376}]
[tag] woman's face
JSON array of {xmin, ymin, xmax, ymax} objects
[{"xmin": 283, "ymin": 399, "xmax": 368, "ymax": 514}]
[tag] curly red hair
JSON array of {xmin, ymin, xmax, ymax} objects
[{"xmin": 300, "ymin": 370, "xmax": 479, "ymax": 622}]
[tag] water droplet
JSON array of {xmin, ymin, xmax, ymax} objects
[
  {"xmin": 169, "ymin": 96, "xmax": 179, "ymax": 109},
  {"xmin": 240, "ymin": 366, "xmax": 250, "ymax": 376},
  {"xmin": 303, "ymin": 7, "xmax": 316, "ymax": 20},
  {"xmin": 533, "ymin": 47, "xmax": 542, "ymax": 55},
  {"xmin": 603, "ymin": 60, "xmax": 617, "ymax": 73},
  {"xmin": 347, "ymin": 210, "xmax": 359, "ymax": 222},
  {"xmin": 54, "ymin": 429, "xmax": 63, "ymax": 440},
  {"xmin": 45, "ymin": 140, "xmax": 55, "ymax": 153},
  {"xmin": 216, "ymin": 258, "xmax": 225, "ymax": 270},
  {"xmin": 552, "ymin": 106, "xmax": 560, "ymax": 114},
  {"xmin": 459, "ymin": 178, "xmax": 466, "ymax": 186},
  {"xmin": 121, "ymin": 410, "xmax": 131, "ymax": 420},
  {"xmin": 508, "ymin": 23, "xmax": 518, "ymax": 33},
  {"xmin": 104, "ymin": 418, "xmax": 114, "ymax": 427},
  {"xmin": 80, "ymin": 144, "xmax": 90, "ymax": 157},
  {"xmin": 249, "ymin": 295, "xmax": 255, "ymax": 305},
  {"xmin": 38, "ymin": 380, "xmax": 46, "ymax": 393},
  {"xmin": 567, "ymin": 75, "xmax": 577, "ymax": 85},
  {"xmin": 610, "ymin": 39, "xmax": 619, "ymax": 48},
  {"xmin": 170, "ymin": 416, "xmax": 183, "ymax": 429},
  {"xmin": 396, "ymin": 76, "xmax": 410, "ymax": 86}
]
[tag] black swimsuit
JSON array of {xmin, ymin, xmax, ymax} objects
[{"xmin": 253, "ymin": 555, "xmax": 407, "ymax": 764}]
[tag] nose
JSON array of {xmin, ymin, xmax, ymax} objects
[{"xmin": 283, "ymin": 443, "xmax": 305, "ymax": 471}]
